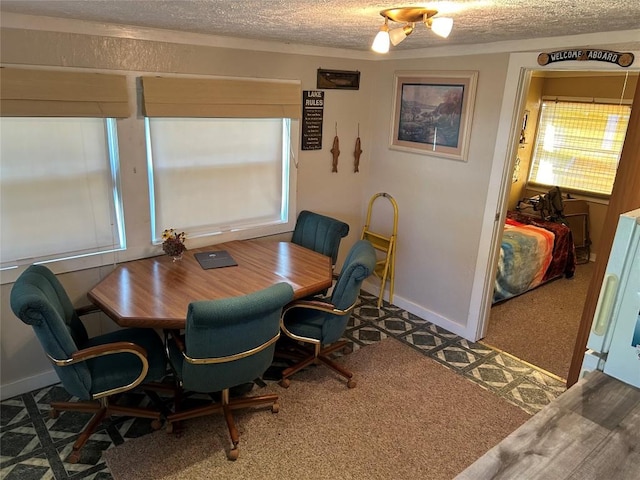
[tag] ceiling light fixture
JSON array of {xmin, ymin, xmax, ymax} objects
[
  {"xmin": 371, "ymin": 7, "xmax": 453, "ymax": 53},
  {"xmin": 371, "ymin": 16, "xmax": 391, "ymax": 53}
]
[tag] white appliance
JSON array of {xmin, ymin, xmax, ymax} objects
[{"xmin": 582, "ymin": 208, "xmax": 640, "ymax": 388}]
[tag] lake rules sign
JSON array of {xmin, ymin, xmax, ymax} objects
[
  {"xmin": 302, "ymin": 90, "xmax": 324, "ymax": 150},
  {"xmin": 537, "ymin": 49, "xmax": 634, "ymax": 67}
]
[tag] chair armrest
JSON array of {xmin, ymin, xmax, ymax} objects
[
  {"xmin": 280, "ymin": 298, "xmax": 357, "ymax": 345},
  {"xmin": 46, "ymin": 342, "xmax": 149, "ymax": 368},
  {"xmin": 70, "ymin": 341, "xmax": 147, "ymax": 363},
  {"xmin": 48, "ymin": 341, "xmax": 151, "ymax": 399},
  {"xmin": 283, "ymin": 299, "xmax": 351, "ymax": 317},
  {"xmin": 164, "ymin": 327, "xmax": 279, "ymax": 366}
]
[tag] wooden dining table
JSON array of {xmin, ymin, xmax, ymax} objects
[{"xmin": 87, "ymin": 240, "xmax": 333, "ymax": 329}]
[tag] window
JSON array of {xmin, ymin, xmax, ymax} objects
[
  {"xmin": 0, "ymin": 117, "xmax": 125, "ymax": 269},
  {"xmin": 140, "ymin": 74, "xmax": 301, "ymax": 243},
  {"xmin": 145, "ymin": 117, "xmax": 294, "ymax": 242},
  {"xmin": 527, "ymin": 100, "xmax": 631, "ymax": 196}
]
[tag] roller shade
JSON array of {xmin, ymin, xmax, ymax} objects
[
  {"xmin": 141, "ymin": 76, "xmax": 301, "ymax": 119},
  {"xmin": 0, "ymin": 67, "xmax": 129, "ymax": 117}
]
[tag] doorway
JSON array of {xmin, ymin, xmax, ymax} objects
[
  {"xmin": 484, "ymin": 70, "xmax": 636, "ymax": 379},
  {"xmin": 472, "ymin": 56, "xmax": 639, "ymax": 382}
]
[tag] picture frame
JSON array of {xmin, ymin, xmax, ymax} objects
[
  {"xmin": 317, "ymin": 68, "xmax": 360, "ymax": 90},
  {"xmin": 390, "ymin": 71, "xmax": 478, "ymax": 161}
]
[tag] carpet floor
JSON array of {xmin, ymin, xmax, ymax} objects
[
  {"xmin": 104, "ymin": 338, "xmax": 530, "ymax": 480},
  {"xmin": 484, "ymin": 261, "xmax": 594, "ymax": 379}
]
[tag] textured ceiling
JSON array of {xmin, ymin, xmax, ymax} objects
[{"xmin": 1, "ymin": 0, "xmax": 639, "ymax": 52}]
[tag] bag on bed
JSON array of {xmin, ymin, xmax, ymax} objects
[{"xmin": 534, "ymin": 186, "xmax": 566, "ymax": 223}]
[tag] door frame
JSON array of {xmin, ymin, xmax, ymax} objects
[
  {"xmin": 469, "ymin": 51, "xmax": 640, "ymax": 372},
  {"xmin": 567, "ymin": 78, "xmax": 640, "ymax": 386}
]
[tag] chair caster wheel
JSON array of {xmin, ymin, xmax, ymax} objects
[
  {"xmin": 227, "ymin": 447, "xmax": 239, "ymax": 461},
  {"xmin": 151, "ymin": 419, "xmax": 162, "ymax": 430},
  {"xmin": 166, "ymin": 422, "xmax": 174, "ymax": 434},
  {"xmin": 67, "ymin": 450, "xmax": 81, "ymax": 464},
  {"xmin": 347, "ymin": 378, "xmax": 356, "ymax": 389},
  {"xmin": 272, "ymin": 402, "xmax": 280, "ymax": 413},
  {"xmin": 279, "ymin": 378, "xmax": 291, "ymax": 388}
]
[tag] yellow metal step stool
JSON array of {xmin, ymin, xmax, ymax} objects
[{"xmin": 361, "ymin": 193, "xmax": 398, "ymax": 308}]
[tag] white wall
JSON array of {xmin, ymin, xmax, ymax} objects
[
  {"xmin": 363, "ymin": 54, "xmax": 509, "ymax": 337},
  {"xmin": 2, "ymin": 17, "xmax": 639, "ymax": 399}
]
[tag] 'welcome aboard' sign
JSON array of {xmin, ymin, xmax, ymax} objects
[{"xmin": 537, "ymin": 49, "xmax": 634, "ymax": 68}]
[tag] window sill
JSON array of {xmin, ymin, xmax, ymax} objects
[{"xmin": 525, "ymin": 184, "xmax": 611, "ymax": 206}]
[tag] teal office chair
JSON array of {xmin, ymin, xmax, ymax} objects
[
  {"xmin": 291, "ymin": 210, "xmax": 350, "ymax": 268},
  {"xmin": 10, "ymin": 264, "xmax": 168, "ymax": 464},
  {"xmin": 279, "ymin": 240, "xmax": 376, "ymax": 388},
  {"xmin": 164, "ymin": 282, "xmax": 294, "ymax": 461}
]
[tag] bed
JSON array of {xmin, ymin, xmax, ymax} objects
[{"xmin": 493, "ymin": 211, "xmax": 576, "ymax": 304}]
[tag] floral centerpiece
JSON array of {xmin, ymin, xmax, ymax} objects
[{"xmin": 162, "ymin": 228, "xmax": 187, "ymax": 261}]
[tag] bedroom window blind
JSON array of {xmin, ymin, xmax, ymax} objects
[{"xmin": 528, "ymin": 100, "xmax": 631, "ymax": 197}]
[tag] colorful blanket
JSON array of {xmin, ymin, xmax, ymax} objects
[{"xmin": 493, "ymin": 212, "xmax": 576, "ymax": 304}]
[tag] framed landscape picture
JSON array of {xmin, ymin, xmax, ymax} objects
[{"xmin": 390, "ymin": 71, "xmax": 478, "ymax": 161}]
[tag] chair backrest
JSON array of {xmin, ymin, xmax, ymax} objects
[
  {"xmin": 10, "ymin": 264, "xmax": 92, "ymax": 399},
  {"xmin": 181, "ymin": 282, "xmax": 294, "ymax": 393},
  {"xmin": 291, "ymin": 210, "xmax": 350, "ymax": 266},
  {"xmin": 323, "ymin": 240, "xmax": 376, "ymax": 344}
]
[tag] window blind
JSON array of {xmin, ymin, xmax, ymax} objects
[
  {"xmin": 0, "ymin": 118, "xmax": 123, "ymax": 267},
  {"xmin": 529, "ymin": 100, "xmax": 630, "ymax": 196},
  {"xmin": 141, "ymin": 76, "xmax": 301, "ymax": 119},
  {"xmin": 146, "ymin": 117, "xmax": 289, "ymax": 241},
  {"xmin": 0, "ymin": 67, "xmax": 129, "ymax": 117}
]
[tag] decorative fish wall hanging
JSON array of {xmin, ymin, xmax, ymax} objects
[
  {"xmin": 331, "ymin": 122, "xmax": 340, "ymax": 172},
  {"xmin": 354, "ymin": 123, "xmax": 362, "ymax": 173}
]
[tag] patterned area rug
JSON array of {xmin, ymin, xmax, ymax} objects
[{"xmin": 104, "ymin": 338, "xmax": 530, "ymax": 480}]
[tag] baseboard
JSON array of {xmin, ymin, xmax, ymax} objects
[
  {"xmin": 1, "ymin": 369, "xmax": 58, "ymax": 401},
  {"xmin": 362, "ymin": 280, "xmax": 471, "ymax": 339}
]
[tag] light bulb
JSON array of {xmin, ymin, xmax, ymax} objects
[
  {"xmin": 371, "ymin": 20, "xmax": 390, "ymax": 53},
  {"xmin": 430, "ymin": 17, "xmax": 453, "ymax": 38},
  {"xmin": 389, "ymin": 24, "xmax": 414, "ymax": 46}
]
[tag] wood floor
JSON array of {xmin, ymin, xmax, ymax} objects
[{"xmin": 456, "ymin": 370, "xmax": 640, "ymax": 479}]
